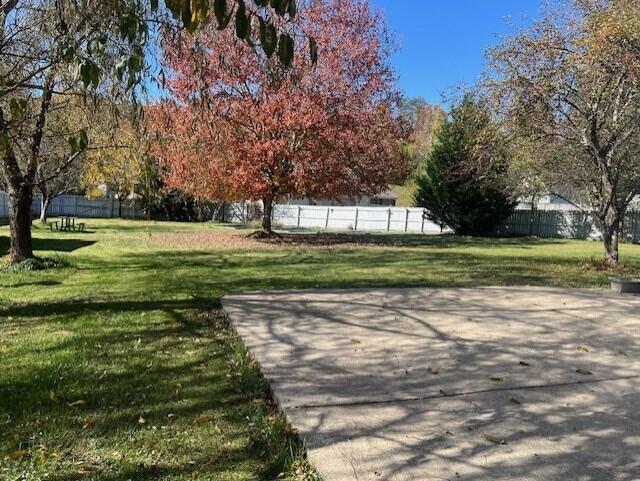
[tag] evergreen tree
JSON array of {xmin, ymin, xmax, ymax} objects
[{"xmin": 414, "ymin": 95, "xmax": 516, "ymax": 236}]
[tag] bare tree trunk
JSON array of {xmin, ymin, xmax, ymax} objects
[
  {"xmin": 262, "ymin": 196, "xmax": 273, "ymax": 234},
  {"xmin": 8, "ymin": 183, "xmax": 34, "ymax": 263},
  {"xmin": 602, "ymin": 209, "xmax": 621, "ymax": 267}
]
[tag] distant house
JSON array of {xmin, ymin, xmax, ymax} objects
[{"xmin": 285, "ymin": 189, "xmax": 398, "ymax": 207}]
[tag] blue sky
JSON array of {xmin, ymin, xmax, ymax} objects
[{"xmin": 371, "ymin": 0, "xmax": 544, "ymax": 104}]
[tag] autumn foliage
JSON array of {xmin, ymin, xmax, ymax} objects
[{"xmin": 149, "ymin": 0, "xmax": 406, "ymax": 232}]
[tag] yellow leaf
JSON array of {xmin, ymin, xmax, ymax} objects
[{"xmin": 67, "ymin": 400, "xmax": 86, "ymax": 408}]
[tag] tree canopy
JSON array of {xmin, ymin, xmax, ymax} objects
[
  {"xmin": 414, "ymin": 95, "xmax": 516, "ymax": 236},
  {"xmin": 150, "ymin": 0, "xmax": 406, "ymax": 233}
]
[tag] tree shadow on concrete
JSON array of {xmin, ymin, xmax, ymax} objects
[{"xmin": 223, "ymin": 288, "xmax": 640, "ymax": 480}]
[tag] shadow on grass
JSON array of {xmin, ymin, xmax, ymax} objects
[
  {"xmin": 0, "ymin": 299, "xmax": 290, "ymax": 481},
  {"xmin": 262, "ymin": 231, "xmax": 566, "ymax": 249},
  {"xmin": 0, "ymin": 236, "xmax": 95, "ymax": 256}
]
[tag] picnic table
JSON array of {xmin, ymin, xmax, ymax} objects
[{"xmin": 49, "ymin": 217, "xmax": 86, "ymax": 232}]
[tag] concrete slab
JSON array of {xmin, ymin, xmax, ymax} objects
[{"xmin": 223, "ymin": 288, "xmax": 640, "ymax": 481}]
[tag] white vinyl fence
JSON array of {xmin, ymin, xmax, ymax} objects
[
  {"xmin": 224, "ymin": 202, "xmax": 640, "ymax": 242},
  {"xmin": 0, "ymin": 192, "xmax": 144, "ymax": 219},
  {"xmin": 273, "ymin": 205, "xmax": 446, "ymax": 233}
]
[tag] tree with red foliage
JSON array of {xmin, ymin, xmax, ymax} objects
[{"xmin": 150, "ymin": 0, "xmax": 406, "ymax": 233}]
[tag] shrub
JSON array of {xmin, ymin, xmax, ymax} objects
[{"xmin": 414, "ymin": 95, "xmax": 516, "ymax": 236}]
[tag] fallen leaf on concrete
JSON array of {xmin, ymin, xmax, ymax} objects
[
  {"xmin": 510, "ymin": 397, "xmax": 522, "ymax": 405},
  {"xmin": 350, "ymin": 339, "xmax": 361, "ymax": 345},
  {"xmin": 427, "ymin": 367, "xmax": 439, "ymax": 375},
  {"xmin": 483, "ymin": 434, "xmax": 507, "ymax": 445},
  {"xmin": 576, "ymin": 368, "xmax": 593, "ymax": 375},
  {"xmin": 577, "ymin": 346, "xmax": 589, "ymax": 353},
  {"xmin": 519, "ymin": 361, "xmax": 531, "ymax": 366},
  {"xmin": 490, "ymin": 376, "xmax": 503, "ymax": 382}
]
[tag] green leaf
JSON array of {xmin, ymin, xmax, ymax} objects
[
  {"xmin": 165, "ymin": 0, "xmax": 185, "ymax": 19},
  {"xmin": 9, "ymin": 99, "xmax": 27, "ymax": 122},
  {"xmin": 309, "ymin": 37, "xmax": 318, "ymax": 65},
  {"xmin": 182, "ymin": 1, "xmax": 195, "ymax": 32},
  {"xmin": 118, "ymin": 14, "xmax": 138, "ymax": 43},
  {"xmin": 68, "ymin": 136, "xmax": 79, "ymax": 154},
  {"xmin": 270, "ymin": 0, "xmax": 287, "ymax": 16},
  {"xmin": 78, "ymin": 129, "xmax": 88, "ymax": 151},
  {"xmin": 277, "ymin": 33, "xmax": 294, "ymax": 67},
  {"xmin": 80, "ymin": 61, "xmax": 100, "ymax": 88},
  {"xmin": 287, "ymin": 0, "xmax": 297, "ymax": 18},
  {"xmin": 191, "ymin": 0, "xmax": 210, "ymax": 26},
  {"xmin": 115, "ymin": 56, "xmax": 128, "ymax": 81},
  {"xmin": 214, "ymin": 0, "xmax": 232, "ymax": 30},
  {"xmin": 235, "ymin": 0, "xmax": 249, "ymax": 40},
  {"xmin": 259, "ymin": 18, "xmax": 277, "ymax": 57}
]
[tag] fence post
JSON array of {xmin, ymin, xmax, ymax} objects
[
  {"xmin": 325, "ymin": 208, "xmax": 330, "ymax": 229},
  {"xmin": 297, "ymin": 206, "xmax": 301, "ymax": 228},
  {"xmin": 404, "ymin": 208, "xmax": 410, "ymax": 232},
  {"xmin": 74, "ymin": 195, "xmax": 78, "ymax": 217},
  {"xmin": 354, "ymin": 207, "xmax": 359, "ymax": 231},
  {"xmin": 632, "ymin": 211, "xmax": 639, "ymax": 244},
  {"xmin": 387, "ymin": 208, "xmax": 392, "ymax": 231},
  {"xmin": 421, "ymin": 210, "xmax": 425, "ymax": 233}
]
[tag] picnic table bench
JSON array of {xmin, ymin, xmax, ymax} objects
[{"xmin": 49, "ymin": 217, "xmax": 86, "ymax": 233}]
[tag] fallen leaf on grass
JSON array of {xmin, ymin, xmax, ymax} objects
[
  {"xmin": 7, "ymin": 449, "xmax": 29, "ymax": 460},
  {"xmin": 576, "ymin": 368, "xmax": 593, "ymax": 376},
  {"xmin": 192, "ymin": 415, "xmax": 213, "ymax": 425},
  {"xmin": 82, "ymin": 417, "xmax": 95, "ymax": 429},
  {"xmin": 67, "ymin": 400, "xmax": 86, "ymax": 408},
  {"xmin": 76, "ymin": 466, "xmax": 94, "ymax": 475},
  {"xmin": 483, "ymin": 434, "xmax": 507, "ymax": 445},
  {"xmin": 138, "ymin": 416, "xmax": 146, "ymax": 425}
]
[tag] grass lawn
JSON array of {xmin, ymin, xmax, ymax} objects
[{"xmin": 1, "ymin": 219, "xmax": 639, "ymax": 481}]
